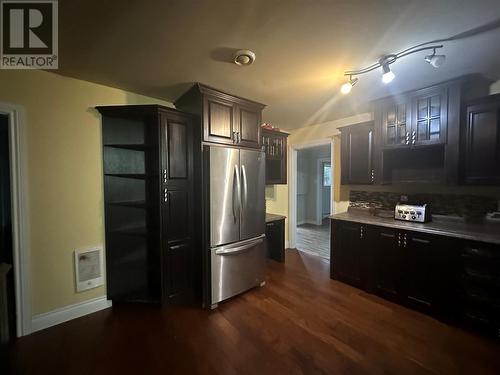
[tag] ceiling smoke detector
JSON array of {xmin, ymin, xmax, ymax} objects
[{"xmin": 233, "ymin": 49, "xmax": 256, "ymax": 66}]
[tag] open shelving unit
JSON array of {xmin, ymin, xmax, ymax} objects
[{"xmin": 101, "ymin": 114, "xmax": 159, "ymax": 302}]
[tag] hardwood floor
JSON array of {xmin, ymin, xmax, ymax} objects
[
  {"xmin": 296, "ymin": 219, "xmax": 330, "ymax": 259},
  {"xmin": 6, "ymin": 249, "xmax": 500, "ymax": 375}
]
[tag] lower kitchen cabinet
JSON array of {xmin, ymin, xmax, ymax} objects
[
  {"xmin": 331, "ymin": 221, "xmax": 369, "ymax": 289},
  {"xmin": 331, "ymin": 219, "xmax": 457, "ymax": 320},
  {"xmin": 456, "ymin": 241, "xmax": 500, "ymax": 337},
  {"xmin": 371, "ymin": 226, "xmax": 401, "ymax": 301},
  {"xmin": 370, "ymin": 227, "xmax": 448, "ymax": 313},
  {"xmin": 403, "ymin": 231, "xmax": 451, "ymax": 315},
  {"xmin": 265, "ymin": 218, "xmax": 285, "ymax": 262}
]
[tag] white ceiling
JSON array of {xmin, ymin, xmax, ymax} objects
[{"xmin": 58, "ymin": 0, "xmax": 500, "ymax": 129}]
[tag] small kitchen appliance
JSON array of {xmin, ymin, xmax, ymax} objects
[{"xmin": 394, "ymin": 203, "xmax": 430, "ymax": 223}]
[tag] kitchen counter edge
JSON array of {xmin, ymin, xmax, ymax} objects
[{"xmin": 330, "ymin": 211, "xmax": 500, "ymax": 245}]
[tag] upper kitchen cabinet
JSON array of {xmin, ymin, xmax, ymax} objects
[
  {"xmin": 462, "ymin": 94, "xmax": 500, "ymax": 185},
  {"xmin": 237, "ymin": 102, "xmax": 263, "ymax": 148},
  {"xmin": 410, "ymin": 86, "xmax": 448, "ymax": 146},
  {"xmin": 340, "ymin": 122, "xmax": 374, "ymax": 185},
  {"xmin": 373, "ymin": 75, "xmax": 491, "ymax": 184},
  {"xmin": 262, "ymin": 129, "xmax": 289, "ymax": 184},
  {"xmin": 377, "ymin": 84, "xmax": 448, "ymax": 149},
  {"xmin": 380, "ymin": 100, "xmax": 411, "ymax": 148},
  {"xmin": 175, "ymin": 83, "xmax": 265, "ymax": 149}
]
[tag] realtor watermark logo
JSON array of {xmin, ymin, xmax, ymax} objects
[{"xmin": 1, "ymin": 0, "xmax": 58, "ymax": 69}]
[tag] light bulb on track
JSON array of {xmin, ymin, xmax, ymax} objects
[
  {"xmin": 424, "ymin": 53, "xmax": 446, "ymax": 68},
  {"xmin": 381, "ymin": 64, "xmax": 395, "ymax": 84},
  {"xmin": 340, "ymin": 77, "xmax": 358, "ymax": 94}
]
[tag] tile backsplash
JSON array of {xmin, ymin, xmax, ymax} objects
[{"xmin": 349, "ymin": 190, "xmax": 498, "ymax": 218}]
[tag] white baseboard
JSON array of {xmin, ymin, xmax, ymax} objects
[
  {"xmin": 297, "ymin": 219, "xmax": 317, "ymax": 226},
  {"xmin": 31, "ymin": 296, "xmax": 112, "ymax": 333},
  {"xmin": 285, "ymin": 240, "xmax": 290, "ymax": 249}
]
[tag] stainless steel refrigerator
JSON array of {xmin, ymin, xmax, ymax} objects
[{"xmin": 206, "ymin": 145, "xmax": 266, "ymax": 306}]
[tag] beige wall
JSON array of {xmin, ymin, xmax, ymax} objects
[
  {"xmin": 0, "ymin": 70, "xmax": 173, "ymax": 315},
  {"xmin": 265, "ymin": 113, "xmax": 373, "ymax": 243}
]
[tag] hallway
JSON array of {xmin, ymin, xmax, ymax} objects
[{"xmin": 296, "ymin": 218, "xmax": 330, "ymax": 259}]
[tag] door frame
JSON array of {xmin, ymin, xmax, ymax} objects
[
  {"xmin": 0, "ymin": 103, "xmax": 31, "ymax": 336},
  {"xmin": 316, "ymin": 157, "xmax": 331, "ymax": 225},
  {"xmin": 289, "ymin": 138, "xmax": 334, "ymax": 249}
]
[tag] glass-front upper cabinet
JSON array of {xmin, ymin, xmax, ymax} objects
[
  {"xmin": 380, "ymin": 86, "xmax": 448, "ymax": 149},
  {"xmin": 411, "ymin": 87, "xmax": 448, "ymax": 146},
  {"xmin": 382, "ymin": 101, "xmax": 411, "ymax": 148}
]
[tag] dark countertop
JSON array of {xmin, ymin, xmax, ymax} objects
[
  {"xmin": 330, "ymin": 208, "xmax": 500, "ymax": 245},
  {"xmin": 266, "ymin": 213, "xmax": 286, "ymax": 223}
]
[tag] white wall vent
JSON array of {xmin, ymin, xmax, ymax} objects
[{"xmin": 74, "ymin": 247, "xmax": 104, "ymax": 292}]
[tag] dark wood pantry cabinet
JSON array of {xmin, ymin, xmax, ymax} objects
[
  {"xmin": 340, "ymin": 122, "xmax": 374, "ymax": 185},
  {"xmin": 262, "ymin": 129, "xmax": 288, "ymax": 184},
  {"xmin": 175, "ymin": 83, "xmax": 265, "ymax": 149},
  {"xmin": 96, "ymin": 105, "xmax": 199, "ymax": 305}
]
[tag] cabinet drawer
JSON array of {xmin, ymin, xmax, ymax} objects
[{"xmin": 462, "ymin": 244, "xmax": 500, "ymax": 261}]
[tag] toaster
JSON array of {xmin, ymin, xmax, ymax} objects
[{"xmin": 394, "ymin": 203, "xmax": 430, "ymax": 223}]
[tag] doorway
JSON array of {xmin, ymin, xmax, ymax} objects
[
  {"xmin": 0, "ymin": 114, "xmax": 15, "ymax": 344},
  {"xmin": 294, "ymin": 144, "xmax": 332, "ymax": 259}
]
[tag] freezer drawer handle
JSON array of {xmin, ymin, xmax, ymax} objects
[{"xmin": 215, "ymin": 236, "xmax": 265, "ymax": 255}]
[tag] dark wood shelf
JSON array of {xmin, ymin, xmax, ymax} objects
[
  {"xmin": 262, "ymin": 129, "xmax": 288, "ymax": 184},
  {"xmin": 109, "ymin": 226, "xmax": 147, "ymax": 237},
  {"xmin": 104, "ymin": 173, "xmax": 154, "ymax": 179},
  {"xmin": 106, "ymin": 200, "xmax": 147, "ymax": 208},
  {"xmin": 104, "ymin": 144, "xmax": 148, "ymax": 151}
]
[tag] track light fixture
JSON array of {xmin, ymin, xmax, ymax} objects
[{"xmin": 340, "ymin": 43, "xmax": 445, "ymax": 94}]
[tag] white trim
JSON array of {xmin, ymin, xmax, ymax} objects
[
  {"xmin": 288, "ymin": 146, "xmax": 297, "ymax": 249},
  {"xmin": 296, "ymin": 219, "xmax": 317, "ymax": 226},
  {"xmin": 316, "ymin": 157, "xmax": 331, "ymax": 225},
  {"xmin": 289, "ymin": 138, "xmax": 333, "ymax": 249},
  {"xmin": 285, "ymin": 240, "xmax": 290, "ymax": 249},
  {"xmin": 330, "ymin": 139, "xmax": 336, "ymax": 215},
  {"xmin": 0, "ymin": 102, "xmax": 31, "ymax": 337},
  {"xmin": 31, "ymin": 296, "xmax": 112, "ymax": 333}
]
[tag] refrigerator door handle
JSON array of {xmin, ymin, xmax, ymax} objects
[
  {"xmin": 241, "ymin": 164, "xmax": 248, "ymax": 215},
  {"xmin": 233, "ymin": 164, "xmax": 241, "ymax": 222},
  {"xmin": 215, "ymin": 235, "xmax": 265, "ymax": 255}
]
